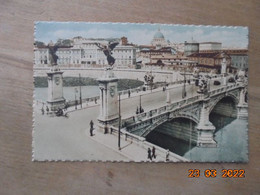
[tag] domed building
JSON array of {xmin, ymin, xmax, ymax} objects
[{"xmin": 151, "ymin": 28, "xmax": 168, "ymax": 49}]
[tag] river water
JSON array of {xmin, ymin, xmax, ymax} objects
[
  {"xmin": 146, "ymin": 113, "xmax": 248, "ymax": 162},
  {"xmin": 34, "ymin": 86, "xmax": 100, "ymax": 101}
]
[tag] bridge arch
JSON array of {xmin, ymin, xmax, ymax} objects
[
  {"xmin": 209, "ymin": 94, "xmax": 239, "ymax": 115},
  {"xmin": 209, "ymin": 95, "xmax": 238, "ymax": 132},
  {"xmin": 169, "ymin": 113, "xmax": 199, "ymax": 125},
  {"xmin": 145, "ymin": 117, "xmax": 199, "ymax": 144}
]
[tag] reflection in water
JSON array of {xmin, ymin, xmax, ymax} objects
[{"xmin": 209, "ymin": 113, "xmax": 236, "ymax": 132}]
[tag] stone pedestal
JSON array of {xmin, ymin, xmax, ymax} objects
[
  {"xmin": 97, "ymin": 68, "xmax": 119, "ymax": 134},
  {"xmin": 237, "ymin": 104, "xmax": 248, "ymax": 119},
  {"xmin": 196, "ymin": 102, "xmax": 217, "ymax": 147},
  {"xmin": 46, "ymin": 67, "xmax": 65, "ymax": 111},
  {"xmin": 237, "ymin": 88, "xmax": 248, "ymax": 119}
]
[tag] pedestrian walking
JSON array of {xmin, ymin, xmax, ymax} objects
[
  {"xmin": 166, "ymin": 149, "xmax": 170, "ymax": 162},
  {"xmin": 46, "ymin": 106, "xmax": 49, "ymax": 115},
  {"xmin": 95, "ymin": 98, "xmax": 97, "ymax": 104},
  {"xmin": 41, "ymin": 107, "xmax": 44, "ymax": 115},
  {"xmin": 152, "ymin": 146, "xmax": 156, "ymax": 159},
  {"xmin": 128, "ymin": 90, "xmax": 131, "ymax": 98},
  {"xmin": 90, "ymin": 120, "xmax": 94, "ymax": 136},
  {"xmin": 147, "ymin": 148, "xmax": 152, "ymax": 161},
  {"xmin": 136, "ymin": 106, "xmax": 139, "ymax": 114}
]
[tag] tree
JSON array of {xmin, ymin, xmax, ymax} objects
[{"xmin": 34, "ymin": 41, "xmax": 45, "ymax": 47}]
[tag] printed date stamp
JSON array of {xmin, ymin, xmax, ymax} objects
[{"xmin": 188, "ymin": 169, "xmax": 245, "ymax": 178}]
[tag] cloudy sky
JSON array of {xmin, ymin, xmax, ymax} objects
[{"xmin": 35, "ymin": 22, "xmax": 248, "ymax": 48}]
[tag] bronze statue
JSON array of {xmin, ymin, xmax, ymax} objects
[
  {"xmin": 48, "ymin": 45, "xmax": 59, "ymax": 66},
  {"xmin": 95, "ymin": 41, "xmax": 119, "ymax": 66}
]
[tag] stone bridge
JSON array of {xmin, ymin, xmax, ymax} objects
[{"xmin": 120, "ymin": 82, "xmax": 248, "ymax": 147}]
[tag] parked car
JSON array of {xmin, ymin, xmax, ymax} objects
[
  {"xmin": 213, "ymin": 80, "xmax": 221, "ymax": 85},
  {"xmin": 228, "ymin": 77, "xmax": 235, "ymax": 83}
]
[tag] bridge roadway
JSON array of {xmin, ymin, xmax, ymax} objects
[{"xmin": 33, "ymin": 79, "xmax": 225, "ymax": 161}]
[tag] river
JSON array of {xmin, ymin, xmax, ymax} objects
[{"xmin": 34, "ymin": 86, "xmax": 99, "ymax": 101}]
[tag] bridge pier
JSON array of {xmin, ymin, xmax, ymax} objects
[
  {"xmin": 196, "ymin": 100, "xmax": 217, "ymax": 147},
  {"xmin": 237, "ymin": 88, "xmax": 248, "ymax": 119},
  {"xmin": 46, "ymin": 67, "xmax": 65, "ymax": 112},
  {"xmin": 97, "ymin": 69, "xmax": 119, "ymax": 134}
]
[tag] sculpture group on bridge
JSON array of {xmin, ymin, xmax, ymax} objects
[{"xmin": 95, "ymin": 41, "xmax": 119, "ymax": 67}]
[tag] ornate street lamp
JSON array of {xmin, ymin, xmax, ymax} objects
[
  {"xmin": 74, "ymin": 87, "xmax": 78, "ymax": 110},
  {"xmin": 79, "ymin": 73, "xmax": 82, "ymax": 108},
  {"xmin": 118, "ymin": 93, "xmax": 121, "ymax": 150}
]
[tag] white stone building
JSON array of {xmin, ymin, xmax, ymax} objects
[
  {"xmin": 230, "ymin": 54, "xmax": 248, "ymax": 70},
  {"xmin": 34, "ymin": 37, "xmax": 137, "ymax": 68},
  {"xmin": 34, "ymin": 47, "xmax": 50, "ymax": 66},
  {"xmin": 199, "ymin": 42, "xmax": 222, "ymax": 51},
  {"xmin": 56, "ymin": 47, "xmax": 73, "ymax": 65},
  {"xmin": 184, "ymin": 41, "xmax": 199, "ymax": 56}
]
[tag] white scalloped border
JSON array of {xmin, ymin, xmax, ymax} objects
[{"xmin": 32, "ymin": 21, "xmax": 249, "ymax": 163}]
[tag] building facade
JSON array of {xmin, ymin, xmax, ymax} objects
[
  {"xmin": 187, "ymin": 51, "xmax": 232, "ymax": 73},
  {"xmin": 199, "ymin": 42, "xmax": 222, "ymax": 51},
  {"xmin": 184, "ymin": 41, "xmax": 199, "ymax": 56},
  {"xmin": 223, "ymin": 49, "xmax": 248, "ymax": 70},
  {"xmin": 34, "ymin": 47, "xmax": 50, "ymax": 66},
  {"xmin": 34, "ymin": 37, "xmax": 137, "ymax": 68}
]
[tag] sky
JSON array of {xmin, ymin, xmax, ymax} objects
[{"xmin": 35, "ymin": 22, "xmax": 248, "ymax": 48}]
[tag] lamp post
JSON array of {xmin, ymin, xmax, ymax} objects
[
  {"xmin": 79, "ymin": 73, "xmax": 82, "ymax": 108},
  {"xmin": 139, "ymin": 94, "xmax": 143, "ymax": 113},
  {"xmin": 182, "ymin": 68, "xmax": 187, "ymax": 99},
  {"xmin": 118, "ymin": 93, "xmax": 121, "ymax": 150},
  {"xmin": 74, "ymin": 87, "xmax": 78, "ymax": 110}
]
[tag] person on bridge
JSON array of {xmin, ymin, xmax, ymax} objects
[
  {"xmin": 46, "ymin": 106, "xmax": 49, "ymax": 115},
  {"xmin": 152, "ymin": 146, "xmax": 156, "ymax": 159},
  {"xmin": 140, "ymin": 106, "xmax": 144, "ymax": 113},
  {"xmin": 90, "ymin": 120, "xmax": 94, "ymax": 136},
  {"xmin": 147, "ymin": 148, "xmax": 152, "ymax": 161},
  {"xmin": 166, "ymin": 149, "xmax": 170, "ymax": 162},
  {"xmin": 136, "ymin": 107, "xmax": 139, "ymax": 114}
]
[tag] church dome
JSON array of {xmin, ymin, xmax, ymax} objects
[{"xmin": 154, "ymin": 30, "xmax": 164, "ymax": 39}]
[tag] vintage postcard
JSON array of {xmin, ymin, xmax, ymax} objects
[{"xmin": 33, "ymin": 22, "xmax": 248, "ymax": 162}]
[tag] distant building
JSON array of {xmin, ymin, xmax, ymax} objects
[
  {"xmin": 34, "ymin": 46, "xmax": 50, "ymax": 66},
  {"xmin": 34, "ymin": 37, "xmax": 137, "ymax": 68},
  {"xmin": 199, "ymin": 42, "xmax": 222, "ymax": 51},
  {"xmin": 184, "ymin": 41, "xmax": 199, "ymax": 56},
  {"xmin": 187, "ymin": 51, "xmax": 232, "ymax": 73},
  {"xmin": 56, "ymin": 46, "xmax": 73, "ymax": 65},
  {"xmin": 151, "ymin": 28, "xmax": 168, "ymax": 49},
  {"xmin": 223, "ymin": 49, "xmax": 248, "ymax": 70}
]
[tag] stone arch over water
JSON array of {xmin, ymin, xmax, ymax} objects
[
  {"xmin": 146, "ymin": 117, "xmax": 198, "ymax": 156},
  {"xmin": 209, "ymin": 96, "xmax": 238, "ymax": 131}
]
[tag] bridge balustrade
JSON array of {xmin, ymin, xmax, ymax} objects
[{"xmin": 121, "ymin": 83, "xmax": 244, "ymax": 132}]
